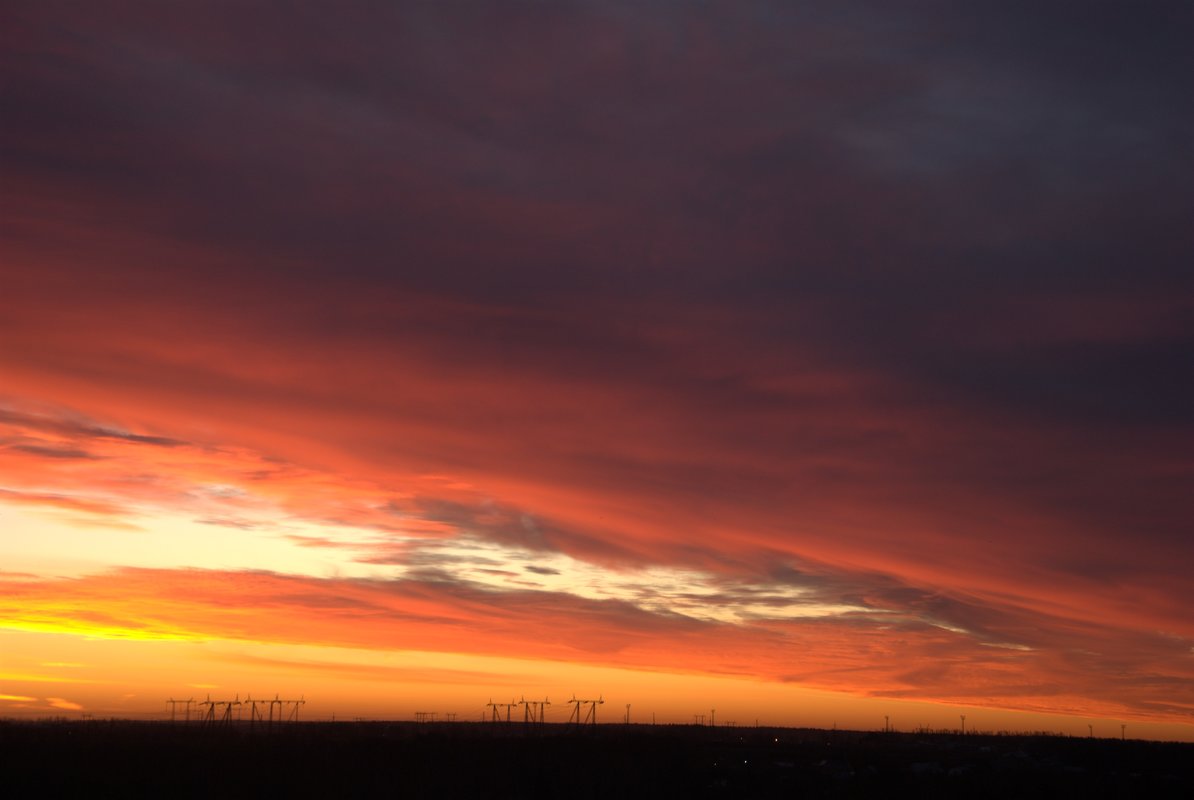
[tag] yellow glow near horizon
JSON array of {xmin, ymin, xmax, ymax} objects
[{"xmin": 1, "ymin": 629, "xmax": 1191, "ymax": 742}]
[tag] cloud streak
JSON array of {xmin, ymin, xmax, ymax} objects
[{"xmin": 2, "ymin": 566, "xmax": 1191, "ymax": 722}]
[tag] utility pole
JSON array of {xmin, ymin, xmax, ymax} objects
[
  {"xmin": 710, "ymin": 709, "xmax": 715, "ymax": 727},
  {"xmin": 624, "ymin": 704, "xmax": 631, "ymax": 725},
  {"xmin": 884, "ymin": 715, "xmax": 890, "ymax": 733},
  {"xmin": 960, "ymin": 715, "xmax": 966, "ymax": 735},
  {"xmin": 1088, "ymin": 724, "xmax": 1093, "ymax": 738},
  {"xmin": 1121, "ymin": 724, "xmax": 1126, "ymax": 741}
]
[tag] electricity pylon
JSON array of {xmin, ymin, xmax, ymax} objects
[
  {"xmin": 245, "ymin": 695, "xmax": 267, "ymax": 728},
  {"xmin": 487, "ymin": 699, "xmax": 517, "ymax": 723},
  {"xmin": 198, "ymin": 695, "xmax": 216, "ymax": 726},
  {"xmin": 167, "ymin": 697, "xmax": 193, "ymax": 723},
  {"xmin": 582, "ymin": 695, "xmax": 603, "ymax": 726},
  {"xmin": 218, "ymin": 696, "xmax": 241, "ymax": 726},
  {"xmin": 566, "ymin": 695, "xmax": 583, "ymax": 725},
  {"xmin": 519, "ymin": 696, "xmax": 535, "ymax": 725},
  {"xmin": 564, "ymin": 695, "xmax": 603, "ymax": 726},
  {"xmin": 519, "ymin": 697, "xmax": 550, "ymax": 726},
  {"xmin": 284, "ymin": 695, "xmax": 305, "ymax": 722}
]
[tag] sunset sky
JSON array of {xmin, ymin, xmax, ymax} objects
[{"xmin": 2, "ymin": 2, "xmax": 1191, "ymax": 739}]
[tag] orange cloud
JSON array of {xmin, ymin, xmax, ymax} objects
[
  {"xmin": 47, "ymin": 697, "xmax": 84, "ymax": 711},
  {"xmin": 1, "ymin": 567, "xmax": 1190, "ymax": 725},
  {"xmin": 2, "ymin": 396, "xmax": 1192, "ymax": 732}
]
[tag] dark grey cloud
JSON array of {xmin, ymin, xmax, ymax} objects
[
  {"xmin": 0, "ymin": 408, "xmax": 186, "ymax": 448},
  {"xmin": 409, "ymin": 497, "xmax": 642, "ymax": 563},
  {"xmin": 524, "ymin": 565, "xmax": 560, "ymax": 576},
  {"xmin": 7, "ymin": 443, "xmax": 98, "ymax": 460}
]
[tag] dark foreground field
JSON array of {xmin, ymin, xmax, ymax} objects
[{"xmin": 3, "ymin": 720, "xmax": 1191, "ymax": 799}]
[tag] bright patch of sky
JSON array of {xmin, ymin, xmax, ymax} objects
[{"xmin": 1, "ymin": 498, "xmax": 866, "ymax": 627}]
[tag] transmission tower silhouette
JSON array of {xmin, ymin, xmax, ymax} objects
[
  {"xmin": 220, "ymin": 695, "xmax": 242, "ymax": 726},
  {"xmin": 198, "ymin": 695, "xmax": 216, "ymax": 726},
  {"xmin": 517, "ymin": 696, "xmax": 550, "ymax": 726},
  {"xmin": 167, "ymin": 697, "xmax": 193, "ymax": 723},
  {"xmin": 487, "ymin": 698, "xmax": 518, "ymax": 723},
  {"xmin": 197, "ymin": 695, "xmax": 240, "ymax": 727},
  {"xmin": 567, "ymin": 695, "xmax": 602, "ymax": 726},
  {"xmin": 244, "ymin": 694, "xmax": 267, "ymax": 728},
  {"xmin": 283, "ymin": 695, "xmax": 305, "ymax": 722}
]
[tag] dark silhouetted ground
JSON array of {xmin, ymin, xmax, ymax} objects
[{"xmin": 3, "ymin": 719, "xmax": 1190, "ymax": 798}]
